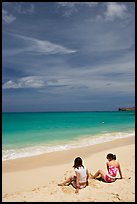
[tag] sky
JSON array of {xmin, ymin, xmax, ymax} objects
[{"xmin": 2, "ymin": 2, "xmax": 135, "ymax": 112}]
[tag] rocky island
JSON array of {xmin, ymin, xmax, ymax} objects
[{"xmin": 118, "ymin": 107, "xmax": 135, "ymax": 111}]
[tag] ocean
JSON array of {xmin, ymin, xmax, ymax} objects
[{"xmin": 2, "ymin": 111, "xmax": 135, "ymax": 161}]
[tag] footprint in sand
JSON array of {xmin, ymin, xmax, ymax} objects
[
  {"xmin": 42, "ymin": 185, "xmax": 47, "ymax": 188},
  {"xmin": 112, "ymin": 193, "xmax": 121, "ymax": 201},
  {"xmin": 32, "ymin": 187, "xmax": 40, "ymax": 193},
  {"xmin": 61, "ymin": 186, "xmax": 74, "ymax": 194},
  {"xmin": 3, "ymin": 193, "xmax": 9, "ymax": 198}
]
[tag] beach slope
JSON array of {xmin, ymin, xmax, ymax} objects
[{"xmin": 2, "ymin": 136, "xmax": 135, "ymax": 202}]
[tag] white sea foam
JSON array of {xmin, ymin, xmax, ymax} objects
[{"xmin": 2, "ymin": 130, "xmax": 134, "ymax": 161}]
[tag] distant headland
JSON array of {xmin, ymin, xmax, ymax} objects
[{"xmin": 118, "ymin": 107, "xmax": 135, "ymax": 111}]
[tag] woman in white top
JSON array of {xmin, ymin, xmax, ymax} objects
[{"xmin": 58, "ymin": 157, "xmax": 89, "ymax": 193}]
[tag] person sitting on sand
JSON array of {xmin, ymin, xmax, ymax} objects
[
  {"xmin": 58, "ymin": 157, "xmax": 89, "ymax": 193},
  {"xmin": 90, "ymin": 153, "xmax": 123, "ymax": 183}
]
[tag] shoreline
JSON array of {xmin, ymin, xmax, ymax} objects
[
  {"xmin": 2, "ymin": 129, "xmax": 134, "ymax": 163},
  {"xmin": 2, "ymin": 136, "xmax": 135, "ymax": 201},
  {"xmin": 2, "ymin": 135, "xmax": 134, "ymax": 172}
]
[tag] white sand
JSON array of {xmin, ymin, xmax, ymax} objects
[{"xmin": 2, "ymin": 136, "xmax": 135, "ymax": 202}]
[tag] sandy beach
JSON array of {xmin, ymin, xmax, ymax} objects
[{"xmin": 2, "ymin": 136, "xmax": 135, "ymax": 202}]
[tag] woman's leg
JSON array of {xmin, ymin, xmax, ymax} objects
[
  {"xmin": 91, "ymin": 169, "xmax": 106, "ymax": 180},
  {"xmin": 58, "ymin": 176, "xmax": 75, "ymax": 186}
]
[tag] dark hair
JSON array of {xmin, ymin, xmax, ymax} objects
[
  {"xmin": 106, "ymin": 153, "xmax": 116, "ymax": 160},
  {"xmin": 73, "ymin": 157, "xmax": 84, "ymax": 169},
  {"xmin": 113, "ymin": 155, "xmax": 116, "ymax": 160}
]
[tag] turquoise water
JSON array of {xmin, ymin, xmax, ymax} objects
[{"xmin": 2, "ymin": 111, "xmax": 135, "ymax": 160}]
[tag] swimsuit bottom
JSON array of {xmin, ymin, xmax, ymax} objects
[
  {"xmin": 105, "ymin": 174, "xmax": 116, "ymax": 183},
  {"xmin": 79, "ymin": 184, "xmax": 87, "ymax": 189},
  {"xmin": 72, "ymin": 182, "xmax": 87, "ymax": 189},
  {"xmin": 72, "ymin": 176, "xmax": 87, "ymax": 189}
]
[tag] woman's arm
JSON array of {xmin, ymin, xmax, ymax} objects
[
  {"xmin": 86, "ymin": 169, "xmax": 89, "ymax": 185},
  {"xmin": 106, "ymin": 162, "xmax": 109, "ymax": 172},
  {"xmin": 86, "ymin": 169, "xmax": 89, "ymax": 179},
  {"xmin": 118, "ymin": 162, "xmax": 123, "ymax": 179},
  {"xmin": 75, "ymin": 172, "xmax": 80, "ymax": 193}
]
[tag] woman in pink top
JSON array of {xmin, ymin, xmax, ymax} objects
[
  {"xmin": 58, "ymin": 157, "xmax": 89, "ymax": 193},
  {"xmin": 90, "ymin": 153, "xmax": 123, "ymax": 183}
]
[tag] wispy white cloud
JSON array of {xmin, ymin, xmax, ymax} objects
[
  {"xmin": 3, "ymin": 2, "xmax": 35, "ymax": 14},
  {"xmin": 57, "ymin": 2, "xmax": 98, "ymax": 17},
  {"xmin": 14, "ymin": 3, "xmax": 35, "ymax": 14},
  {"xmin": 104, "ymin": 2, "xmax": 128, "ymax": 21},
  {"xmin": 2, "ymin": 76, "xmax": 72, "ymax": 89},
  {"xmin": 3, "ymin": 80, "xmax": 19, "ymax": 89},
  {"xmin": 3, "ymin": 76, "xmax": 45, "ymax": 89},
  {"xmin": 58, "ymin": 2, "xmax": 128, "ymax": 21},
  {"xmin": 2, "ymin": 9, "xmax": 16, "ymax": 24},
  {"xmin": 58, "ymin": 2, "xmax": 98, "ymax": 7},
  {"xmin": 4, "ymin": 33, "xmax": 77, "ymax": 56},
  {"xmin": 2, "ymin": 3, "xmax": 35, "ymax": 24},
  {"xmin": 5, "ymin": 52, "xmax": 134, "ymax": 93}
]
